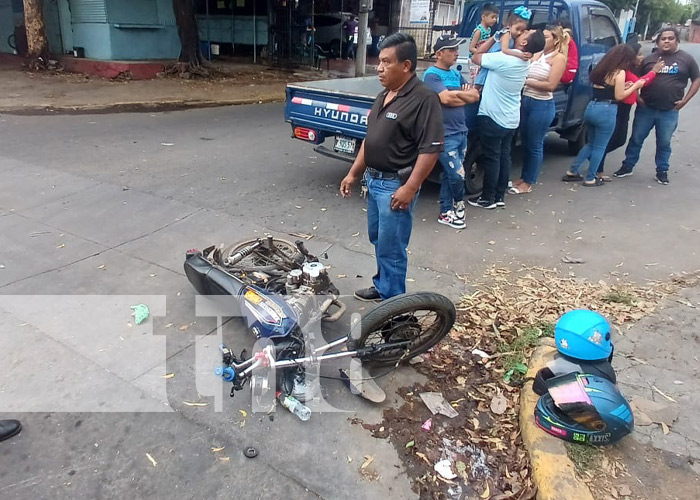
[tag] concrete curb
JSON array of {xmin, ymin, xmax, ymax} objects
[
  {"xmin": 0, "ymin": 94, "xmax": 285, "ymax": 116},
  {"xmin": 519, "ymin": 341, "xmax": 595, "ymax": 500}
]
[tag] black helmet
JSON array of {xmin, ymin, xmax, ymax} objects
[
  {"xmin": 534, "ymin": 373, "xmax": 633, "ymax": 446},
  {"xmin": 532, "ymin": 353, "xmax": 617, "ymax": 396}
]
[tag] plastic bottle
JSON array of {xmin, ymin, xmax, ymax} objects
[{"xmin": 280, "ymin": 394, "xmax": 311, "ymax": 421}]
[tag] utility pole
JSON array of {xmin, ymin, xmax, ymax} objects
[
  {"xmin": 643, "ymin": 11, "xmax": 651, "ymax": 40},
  {"xmin": 355, "ymin": 0, "xmax": 373, "ymax": 76}
]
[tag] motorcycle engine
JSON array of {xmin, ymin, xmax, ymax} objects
[{"xmin": 284, "ymin": 261, "xmax": 338, "ymax": 296}]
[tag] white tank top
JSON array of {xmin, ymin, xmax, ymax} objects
[{"xmin": 523, "ymin": 51, "xmax": 556, "ymax": 100}]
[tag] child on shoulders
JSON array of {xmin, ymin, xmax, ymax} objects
[{"xmin": 473, "ymin": 6, "xmax": 533, "ymax": 88}]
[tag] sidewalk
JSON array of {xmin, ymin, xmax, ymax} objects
[
  {"xmin": 0, "ymin": 53, "xmax": 435, "ymax": 115},
  {"xmin": 0, "ymin": 56, "xmax": 359, "ymax": 115}
]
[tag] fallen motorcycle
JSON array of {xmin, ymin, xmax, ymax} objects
[{"xmin": 184, "ymin": 236, "xmax": 455, "ymax": 418}]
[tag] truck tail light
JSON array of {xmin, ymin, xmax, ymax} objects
[{"xmin": 294, "ymin": 127, "xmax": 317, "ymax": 142}]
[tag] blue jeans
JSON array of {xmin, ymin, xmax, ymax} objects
[
  {"xmin": 622, "ymin": 105, "xmax": 679, "ymax": 173},
  {"xmin": 570, "ymin": 101, "xmax": 617, "ymax": 182},
  {"xmin": 438, "ymin": 132, "xmax": 467, "ymax": 214},
  {"xmin": 366, "ymin": 174, "xmax": 418, "ymax": 300},
  {"xmin": 520, "ymin": 96, "xmax": 555, "ymax": 184},
  {"xmin": 478, "ymin": 115, "xmax": 516, "ymax": 202}
]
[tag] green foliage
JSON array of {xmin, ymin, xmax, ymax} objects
[
  {"xmin": 500, "ymin": 325, "xmax": 550, "ymax": 384},
  {"xmin": 599, "ymin": 0, "xmax": 692, "ymax": 35},
  {"xmin": 566, "ymin": 442, "xmax": 602, "ymax": 474}
]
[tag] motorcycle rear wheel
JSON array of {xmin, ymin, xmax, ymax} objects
[
  {"xmin": 221, "ymin": 237, "xmax": 299, "ymax": 272},
  {"xmin": 356, "ymin": 292, "xmax": 456, "ymax": 367}
]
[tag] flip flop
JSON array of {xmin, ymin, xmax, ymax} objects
[
  {"xmin": 597, "ymin": 175, "xmax": 612, "ymax": 182},
  {"xmin": 562, "ymin": 173, "xmax": 584, "ymax": 182},
  {"xmin": 582, "ymin": 178, "xmax": 605, "ymax": 187},
  {"xmin": 508, "ymin": 185, "xmax": 532, "ymax": 195}
]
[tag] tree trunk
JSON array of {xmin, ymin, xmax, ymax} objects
[
  {"xmin": 172, "ymin": 0, "xmax": 202, "ymax": 66},
  {"xmin": 23, "ymin": 0, "xmax": 49, "ymax": 62}
]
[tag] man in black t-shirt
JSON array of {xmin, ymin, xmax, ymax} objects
[
  {"xmin": 614, "ymin": 27, "xmax": 700, "ymax": 184},
  {"xmin": 340, "ymin": 33, "xmax": 444, "ymax": 302}
]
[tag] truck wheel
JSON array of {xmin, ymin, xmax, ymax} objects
[
  {"xmin": 463, "ymin": 141, "xmax": 484, "ymax": 195},
  {"xmin": 567, "ymin": 124, "xmax": 587, "ymax": 156}
]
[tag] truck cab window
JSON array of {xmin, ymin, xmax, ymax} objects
[{"xmin": 590, "ymin": 9, "xmax": 619, "ymax": 49}]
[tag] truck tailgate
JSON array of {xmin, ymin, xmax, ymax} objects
[{"xmin": 285, "ymin": 77, "xmax": 381, "ymax": 140}]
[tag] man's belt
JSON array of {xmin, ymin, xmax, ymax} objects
[{"xmin": 366, "ymin": 167, "xmax": 400, "ymax": 180}]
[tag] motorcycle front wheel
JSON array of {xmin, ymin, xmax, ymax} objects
[{"xmin": 356, "ymin": 292, "xmax": 456, "ymax": 367}]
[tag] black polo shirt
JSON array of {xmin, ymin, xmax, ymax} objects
[{"xmin": 364, "ymin": 75, "xmax": 444, "ymax": 173}]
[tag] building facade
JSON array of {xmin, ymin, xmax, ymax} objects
[{"xmin": 0, "ymin": 0, "xmax": 268, "ymax": 60}]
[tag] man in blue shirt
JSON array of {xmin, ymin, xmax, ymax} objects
[
  {"xmin": 468, "ymin": 29, "xmax": 545, "ymax": 209},
  {"xmin": 423, "ymin": 34, "xmax": 480, "ymax": 229}
]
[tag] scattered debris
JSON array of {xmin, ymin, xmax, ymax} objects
[
  {"xmin": 146, "ymin": 453, "xmax": 158, "ymax": 467},
  {"xmin": 130, "ymin": 304, "xmax": 150, "ymax": 325},
  {"xmin": 360, "ymin": 455, "xmax": 375, "ymax": 469},
  {"xmin": 652, "ymin": 385, "xmax": 678, "ymax": 403},
  {"xmin": 629, "ymin": 397, "xmax": 679, "ymax": 425},
  {"xmin": 434, "ymin": 460, "xmax": 458, "ymax": 480},
  {"xmin": 358, "ymin": 266, "xmax": 699, "ymax": 499},
  {"xmin": 289, "ymin": 232, "xmax": 314, "ymax": 240},
  {"xmin": 162, "ymin": 373, "xmax": 175, "ymax": 379},
  {"xmin": 211, "ymin": 446, "xmax": 225, "ymax": 453},
  {"xmin": 471, "ymin": 348, "xmax": 490, "ymax": 360},
  {"xmin": 421, "ymin": 418, "xmax": 432, "ymax": 431},
  {"xmin": 409, "ymin": 355, "xmax": 425, "ymax": 365},
  {"xmin": 490, "ymin": 394, "xmax": 508, "ymax": 415},
  {"xmin": 243, "ymin": 446, "xmax": 258, "ymax": 458},
  {"xmin": 419, "ymin": 392, "xmax": 459, "ymax": 418},
  {"xmin": 562, "ymin": 256, "xmax": 586, "ymax": 264},
  {"xmin": 618, "ymin": 484, "xmax": 632, "ymax": 496},
  {"xmin": 183, "ymin": 401, "xmax": 208, "ymax": 407}
]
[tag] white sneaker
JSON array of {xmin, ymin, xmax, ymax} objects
[
  {"xmin": 454, "ymin": 200, "xmax": 466, "ymax": 219},
  {"xmin": 438, "ymin": 210, "xmax": 466, "ymax": 229}
]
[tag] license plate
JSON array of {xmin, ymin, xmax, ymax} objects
[{"xmin": 334, "ymin": 136, "xmax": 356, "ymax": 154}]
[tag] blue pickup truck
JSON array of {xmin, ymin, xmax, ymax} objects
[{"xmin": 284, "ymin": 0, "xmax": 623, "ymax": 193}]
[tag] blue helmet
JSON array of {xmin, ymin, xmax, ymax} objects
[
  {"xmin": 555, "ymin": 310, "xmax": 612, "ymax": 361},
  {"xmin": 534, "ymin": 373, "xmax": 634, "ymax": 446}
]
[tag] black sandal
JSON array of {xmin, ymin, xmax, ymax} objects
[
  {"xmin": 562, "ymin": 173, "xmax": 584, "ymax": 182},
  {"xmin": 582, "ymin": 178, "xmax": 605, "ymax": 187}
]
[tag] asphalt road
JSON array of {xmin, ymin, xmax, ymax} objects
[{"xmin": 1, "ymin": 43, "xmax": 699, "ymax": 499}]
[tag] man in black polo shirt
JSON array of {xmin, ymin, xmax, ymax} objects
[{"xmin": 340, "ymin": 33, "xmax": 444, "ymax": 302}]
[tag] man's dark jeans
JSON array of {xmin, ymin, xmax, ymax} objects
[{"xmin": 478, "ymin": 115, "xmax": 516, "ymax": 202}]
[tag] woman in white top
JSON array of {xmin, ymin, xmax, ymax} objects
[{"xmin": 509, "ymin": 25, "xmax": 568, "ymax": 195}]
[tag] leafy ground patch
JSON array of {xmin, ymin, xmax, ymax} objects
[{"xmin": 354, "ymin": 266, "xmax": 697, "ymax": 499}]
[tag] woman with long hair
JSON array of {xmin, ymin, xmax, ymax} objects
[
  {"xmin": 596, "ymin": 42, "xmax": 664, "ymax": 180},
  {"xmin": 562, "ymin": 44, "xmax": 646, "ymax": 186},
  {"xmin": 509, "ymin": 24, "xmax": 568, "ymax": 194}
]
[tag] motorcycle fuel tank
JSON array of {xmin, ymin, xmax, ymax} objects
[{"xmin": 239, "ymin": 285, "xmax": 299, "ymax": 339}]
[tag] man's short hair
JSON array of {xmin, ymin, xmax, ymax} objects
[
  {"xmin": 656, "ymin": 26, "xmax": 680, "ymax": 43},
  {"xmin": 379, "ymin": 33, "xmax": 418, "ymax": 72},
  {"xmin": 482, "ymin": 3, "xmax": 498, "ymax": 15},
  {"xmin": 525, "ymin": 30, "xmax": 546, "ymax": 54}
]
